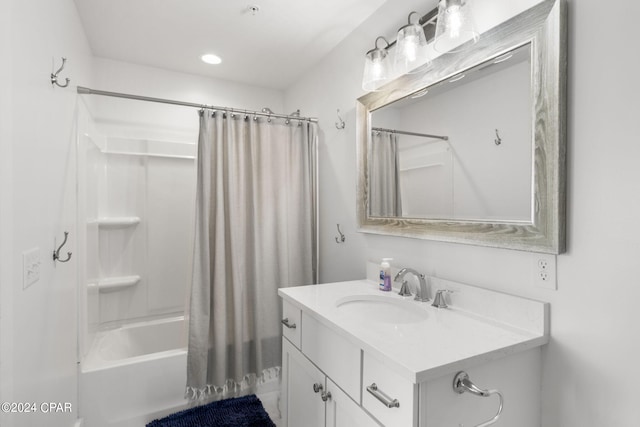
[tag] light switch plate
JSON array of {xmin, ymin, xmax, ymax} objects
[{"xmin": 23, "ymin": 247, "xmax": 41, "ymax": 289}]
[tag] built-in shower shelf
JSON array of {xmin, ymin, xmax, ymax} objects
[
  {"xmin": 98, "ymin": 275, "xmax": 141, "ymax": 293},
  {"xmin": 93, "ymin": 217, "xmax": 141, "ymax": 229}
]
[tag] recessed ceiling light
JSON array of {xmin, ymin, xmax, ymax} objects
[
  {"xmin": 449, "ymin": 73, "xmax": 466, "ymax": 83},
  {"xmin": 201, "ymin": 54, "xmax": 222, "ymax": 65}
]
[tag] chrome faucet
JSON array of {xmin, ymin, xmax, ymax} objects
[{"xmin": 394, "ymin": 268, "xmax": 429, "ymax": 302}]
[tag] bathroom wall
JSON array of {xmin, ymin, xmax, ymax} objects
[
  {"xmin": 285, "ymin": 0, "xmax": 640, "ymax": 425},
  {"xmin": 0, "ymin": 0, "xmax": 14, "ymax": 415},
  {"xmin": 90, "ymin": 57, "xmax": 284, "ymax": 132},
  {"xmin": 1, "ymin": 0, "xmax": 93, "ymax": 426},
  {"xmin": 1, "ymin": 3, "xmax": 285, "ymax": 427}
]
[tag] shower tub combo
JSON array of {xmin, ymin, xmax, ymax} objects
[{"xmin": 79, "ymin": 317, "xmax": 189, "ymax": 427}]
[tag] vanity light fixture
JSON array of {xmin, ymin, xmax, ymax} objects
[
  {"xmin": 362, "ymin": 36, "xmax": 392, "ymax": 92},
  {"xmin": 201, "ymin": 53, "xmax": 222, "ymax": 65},
  {"xmin": 434, "ymin": 0, "xmax": 480, "ymax": 53},
  {"xmin": 394, "ymin": 12, "xmax": 431, "ymax": 75}
]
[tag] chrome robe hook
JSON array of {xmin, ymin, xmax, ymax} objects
[
  {"xmin": 51, "ymin": 57, "xmax": 70, "ymax": 88},
  {"xmin": 335, "ymin": 224, "xmax": 346, "ymax": 243},
  {"xmin": 494, "ymin": 129, "xmax": 502, "ymax": 145},
  {"xmin": 335, "ymin": 109, "xmax": 346, "ymax": 129},
  {"xmin": 53, "ymin": 231, "xmax": 72, "ymax": 263}
]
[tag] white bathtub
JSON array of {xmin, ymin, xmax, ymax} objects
[{"xmin": 79, "ymin": 316, "xmax": 190, "ymax": 427}]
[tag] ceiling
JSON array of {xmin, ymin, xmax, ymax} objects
[{"xmin": 74, "ymin": 0, "xmax": 389, "ymax": 90}]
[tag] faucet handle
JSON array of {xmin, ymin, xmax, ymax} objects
[
  {"xmin": 398, "ymin": 280, "xmax": 412, "ymax": 297},
  {"xmin": 431, "ymin": 289, "xmax": 452, "ymax": 309}
]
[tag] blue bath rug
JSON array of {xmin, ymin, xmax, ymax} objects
[{"xmin": 146, "ymin": 394, "xmax": 276, "ymax": 427}]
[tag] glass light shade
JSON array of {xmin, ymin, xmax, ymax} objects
[
  {"xmin": 394, "ymin": 13, "xmax": 431, "ymax": 75},
  {"xmin": 362, "ymin": 37, "xmax": 391, "ymax": 92},
  {"xmin": 434, "ymin": 0, "xmax": 480, "ymax": 53}
]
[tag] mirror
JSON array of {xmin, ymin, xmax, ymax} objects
[
  {"xmin": 356, "ymin": 0, "xmax": 566, "ymax": 253},
  {"xmin": 370, "ymin": 44, "xmax": 532, "ymax": 222}
]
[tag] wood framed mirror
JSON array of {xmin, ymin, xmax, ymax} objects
[{"xmin": 356, "ymin": 0, "xmax": 567, "ymax": 253}]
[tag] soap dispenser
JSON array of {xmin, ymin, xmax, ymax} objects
[{"xmin": 379, "ymin": 258, "xmax": 393, "ymax": 292}]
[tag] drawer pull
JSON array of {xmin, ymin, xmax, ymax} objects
[
  {"xmin": 281, "ymin": 318, "xmax": 297, "ymax": 329},
  {"xmin": 367, "ymin": 383, "xmax": 400, "ymax": 408},
  {"xmin": 313, "ymin": 383, "xmax": 323, "ymax": 393},
  {"xmin": 321, "ymin": 391, "xmax": 332, "ymax": 402}
]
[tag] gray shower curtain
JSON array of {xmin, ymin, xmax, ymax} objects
[
  {"xmin": 186, "ymin": 111, "xmax": 317, "ymax": 401},
  {"xmin": 369, "ymin": 130, "xmax": 402, "ymax": 217}
]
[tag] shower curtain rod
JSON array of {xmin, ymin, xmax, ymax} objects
[
  {"xmin": 76, "ymin": 86, "xmax": 318, "ymax": 123},
  {"xmin": 372, "ymin": 127, "xmax": 449, "ymax": 141}
]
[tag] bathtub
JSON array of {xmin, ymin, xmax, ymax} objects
[{"xmin": 79, "ymin": 316, "xmax": 190, "ymax": 427}]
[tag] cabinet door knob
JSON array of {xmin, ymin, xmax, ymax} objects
[
  {"xmin": 313, "ymin": 383, "xmax": 323, "ymax": 393},
  {"xmin": 366, "ymin": 383, "xmax": 400, "ymax": 408},
  {"xmin": 321, "ymin": 391, "xmax": 332, "ymax": 402},
  {"xmin": 281, "ymin": 318, "xmax": 297, "ymax": 329}
]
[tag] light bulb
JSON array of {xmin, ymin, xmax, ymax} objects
[
  {"xmin": 402, "ymin": 35, "xmax": 419, "ymax": 62},
  {"xmin": 394, "ymin": 12, "xmax": 431, "ymax": 75},
  {"xmin": 445, "ymin": 7, "xmax": 463, "ymax": 38},
  {"xmin": 434, "ymin": 0, "xmax": 479, "ymax": 53}
]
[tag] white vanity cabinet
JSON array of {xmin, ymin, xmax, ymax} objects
[
  {"xmin": 281, "ymin": 299, "xmax": 380, "ymax": 427},
  {"xmin": 281, "ymin": 338, "xmax": 326, "ymax": 427},
  {"xmin": 282, "ymin": 338, "xmax": 381, "ymax": 427},
  {"xmin": 279, "ymin": 279, "xmax": 549, "ymax": 427}
]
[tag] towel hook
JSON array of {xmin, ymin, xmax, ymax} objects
[
  {"xmin": 453, "ymin": 371, "xmax": 504, "ymax": 427},
  {"xmin": 51, "ymin": 57, "xmax": 70, "ymax": 88},
  {"xmin": 53, "ymin": 231, "xmax": 72, "ymax": 263},
  {"xmin": 335, "ymin": 109, "xmax": 346, "ymax": 129},
  {"xmin": 335, "ymin": 224, "xmax": 346, "ymax": 244},
  {"xmin": 494, "ymin": 129, "xmax": 502, "ymax": 146}
]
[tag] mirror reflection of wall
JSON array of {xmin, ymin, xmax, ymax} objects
[
  {"xmin": 398, "ymin": 138, "xmax": 453, "ymax": 218},
  {"xmin": 370, "ymin": 44, "xmax": 533, "ymax": 222}
]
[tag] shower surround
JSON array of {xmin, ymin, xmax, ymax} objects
[{"xmin": 76, "ymin": 100, "xmax": 197, "ymax": 426}]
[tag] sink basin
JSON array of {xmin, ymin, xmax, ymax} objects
[{"xmin": 336, "ymin": 294, "xmax": 429, "ymax": 324}]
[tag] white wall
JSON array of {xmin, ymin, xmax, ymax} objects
[
  {"xmin": 0, "ymin": 0, "xmax": 15, "ymax": 418},
  {"xmin": 2, "ymin": 3, "xmax": 286, "ymax": 427},
  {"xmin": 90, "ymin": 57, "xmax": 284, "ymax": 134},
  {"xmin": 285, "ymin": 0, "xmax": 640, "ymax": 425},
  {"xmin": 2, "ymin": 0, "xmax": 93, "ymax": 426}
]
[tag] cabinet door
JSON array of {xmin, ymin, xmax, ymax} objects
[
  {"xmin": 282, "ymin": 339, "xmax": 325, "ymax": 427},
  {"xmin": 326, "ymin": 379, "xmax": 381, "ymax": 427}
]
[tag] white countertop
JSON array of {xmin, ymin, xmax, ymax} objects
[{"xmin": 279, "ymin": 279, "xmax": 549, "ymax": 384}]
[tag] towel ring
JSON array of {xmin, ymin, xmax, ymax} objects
[{"xmin": 453, "ymin": 371, "xmax": 504, "ymax": 427}]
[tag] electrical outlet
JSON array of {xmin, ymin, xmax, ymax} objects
[
  {"xmin": 532, "ymin": 254, "xmax": 557, "ymax": 290},
  {"xmin": 23, "ymin": 247, "xmax": 41, "ymax": 289}
]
